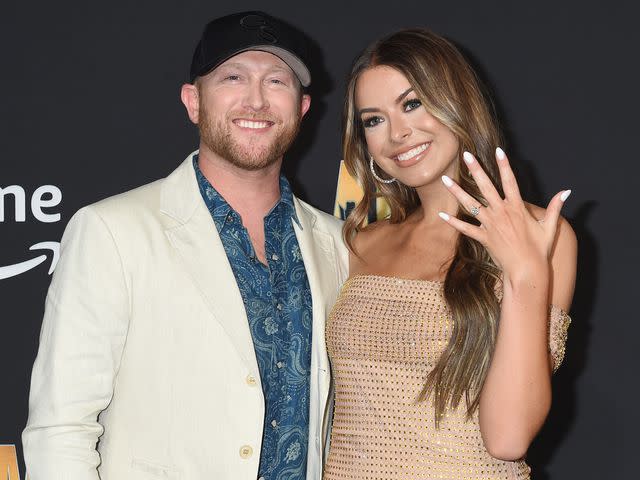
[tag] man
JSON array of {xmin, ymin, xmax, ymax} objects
[{"xmin": 23, "ymin": 11, "xmax": 347, "ymax": 480}]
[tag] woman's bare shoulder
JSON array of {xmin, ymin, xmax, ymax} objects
[
  {"xmin": 525, "ymin": 202, "xmax": 577, "ymax": 310},
  {"xmin": 524, "ymin": 201, "xmax": 576, "ymax": 249}
]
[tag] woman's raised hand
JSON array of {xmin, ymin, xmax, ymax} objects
[{"xmin": 439, "ymin": 148, "xmax": 571, "ymax": 281}]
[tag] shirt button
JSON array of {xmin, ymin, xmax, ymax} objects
[
  {"xmin": 271, "ymin": 253, "xmax": 279, "ymax": 261},
  {"xmin": 276, "ymin": 361, "xmax": 284, "ymax": 369},
  {"xmin": 246, "ymin": 374, "xmax": 257, "ymax": 386},
  {"xmin": 276, "ymin": 303, "xmax": 283, "ymax": 311},
  {"xmin": 258, "ymin": 477, "xmax": 265, "ymax": 480},
  {"xmin": 239, "ymin": 445, "xmax": 253, "ymax": 459},
  {"xmin": 271, "ymin": 419, "xmax": 278, "ymax": 428}
]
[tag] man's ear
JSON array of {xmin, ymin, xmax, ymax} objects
[
  {"xmin": 180, "ymin": 83, "xmax": 200, "ymax": 124},
  {"xmin": 300, "ymin": 94, "xmax": 311, "ymax": 119}
]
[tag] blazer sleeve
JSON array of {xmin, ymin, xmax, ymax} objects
[{"xmin": 22, "ymin": 205, "xmax": 130, "ymax": 480}]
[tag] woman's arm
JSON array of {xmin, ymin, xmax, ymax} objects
[
  {"xmin": 439, "ymin": 148, "xmax": 577, "ymax": 460},
  {"xmin": 478, "ymin": 215, "xmax": 576, "ymax": 460}
]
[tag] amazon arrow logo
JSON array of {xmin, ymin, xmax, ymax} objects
[
  {"xmin": 1, "ymin": 183, "xmax": 62, "ymax": 280},
  {"xmin": 0, "ymin": 242, "xmax": 60, "ymax": 280}
]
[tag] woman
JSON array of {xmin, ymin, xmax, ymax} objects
[{"xmin": 324, "ymin": 29, "xmax": 577, "ymax": 479}]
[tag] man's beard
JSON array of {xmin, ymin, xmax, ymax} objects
[{"xmin": 198, "ymin": 100, "xmax": 301, "ymax": 171}]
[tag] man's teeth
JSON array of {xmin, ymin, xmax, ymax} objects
[
  {"xmin": 397, "ymin": 143, "xmax": 428, "ymax": 161},
  {"xmin": 236, "ymin": 120, "xmax": 270, "ymax": 129}
]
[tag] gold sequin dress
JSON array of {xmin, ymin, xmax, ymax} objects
[{"xmin": 324, "ymin": 275, "xmax": 570, "ymax": 480}]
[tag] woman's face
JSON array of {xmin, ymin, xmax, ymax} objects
[{"xmin": 355, "ymin": 65, "xmax": 460, "ymax": 188}]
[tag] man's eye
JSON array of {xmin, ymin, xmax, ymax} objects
[
  {"xmin": 224, "ymin": 75, "xmax": 241, "ymax": 81},
  {"xmin": 270, "ymin": 78, "xmax": 285, "ymax": 85},
  {"xmin": 362, "ymin": 116, "xmax": 383, "ymax": 128},
  {"xmin": 403, "ymin": 98, "xmax": 422, "ymax": 112}
]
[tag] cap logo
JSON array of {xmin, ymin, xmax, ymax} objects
[{"xmin": 240, "ymin": 14, "xmax": 278, "ymax": 44}]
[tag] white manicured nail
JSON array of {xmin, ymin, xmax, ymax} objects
[
  {"xmin": 463, "ymin": 151, "xmax": 475, "ymax": 164},
  {"xmin": 560, "ymin": 190, "xmax": 572, "ymax": 202},
  {"xmin": 438, "ymin": 212, "xmax": 450, "ymax": 221},
  {"xmin": 496, "ymin": 147, "xmax": 506, "ymax": 160},
  {"xmin": 441, "ymin": 175, "xmax": 454, "ymax": 187}
]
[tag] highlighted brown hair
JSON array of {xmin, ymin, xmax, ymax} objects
[{"xmin": 342, "ymin": 29, "xmax": 506, "ymax": 424}]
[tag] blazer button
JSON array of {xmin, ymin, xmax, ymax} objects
[
  {"xmin": 239, "ymin": 445, "xmax": 253, "ymax": 459},
  {"xmin": 246, "ymin": 374, "xmax": 257, "ymax": 386}
]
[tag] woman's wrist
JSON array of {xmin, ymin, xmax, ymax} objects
[{"xmin": 503, "ymin": 262, "xmax": 550, "ymax": 295}]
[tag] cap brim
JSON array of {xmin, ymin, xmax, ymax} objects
[
  {"xmin": 251, "ymin": 46, "xmax": 311, "ymax": 87},
  {"xmin": 203, "ymin": 45, "xmax": 310, "ymax": 87}
]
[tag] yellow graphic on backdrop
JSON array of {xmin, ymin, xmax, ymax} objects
[
  {"xmin": 333, "ymin": 160, "xmax": 390, "ymax": 223},
  {"xmin": 0, "ymin": 445, "xmax": 20, "ymax": 480}
]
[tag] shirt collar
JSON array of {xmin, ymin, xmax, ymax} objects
[
  {"xmin": 276, "ymin": 173, "xmax": 301, "ymax": 228},
  {"xmin": 193, "ymin": 155, "xmax": 301, "ymax": 230}
]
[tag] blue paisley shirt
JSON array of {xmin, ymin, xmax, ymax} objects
[{"xmin": 194, "ymin": 157, "xmax": 313, "ymax": 480}]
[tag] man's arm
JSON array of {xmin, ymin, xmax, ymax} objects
[{"xmin": 23, "ymin": 205, "xmax": 130, "ymax": 480}]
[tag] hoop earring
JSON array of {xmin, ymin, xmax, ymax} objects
[{"xmin": 369, "ymin": 156, "xmax": 396, "ymax": 184}]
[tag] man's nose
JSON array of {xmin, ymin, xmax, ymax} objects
[{"xmin": 243, "ymin": 80, "xmax": 269, "ymax": 111}]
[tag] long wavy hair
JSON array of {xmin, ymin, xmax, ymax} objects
[{"xmin": 342, "ymin": 29, "xmax": 507, "ymax": 424}]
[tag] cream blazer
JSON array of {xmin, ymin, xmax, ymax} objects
[{"xmin": 23, "ymin": 152, "xmax": 349, "ymax": 480}]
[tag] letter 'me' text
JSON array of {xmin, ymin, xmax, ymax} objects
[{"xmin": 0, "ymin": 185, "xmax": 62, "ymax": 223}]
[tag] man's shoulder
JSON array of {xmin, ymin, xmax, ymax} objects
[
  {"xmin": 89, "ymin": 178, "xmax": 163, "ymax": 216},
  {"xmin": 61, "ymin": 179, "xmax": 166, "ymax": 250},
  {"xmin": 80, "ymin": 154, "xmax": 196, "ymax": 222}
]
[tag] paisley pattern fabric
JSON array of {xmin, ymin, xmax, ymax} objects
[{"xmin": 194, "ymin": 157, "xmax": 312, "ymax": 480}]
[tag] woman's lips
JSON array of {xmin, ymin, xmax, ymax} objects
[{"xmin": 392, "ymin": 142, "xmax": 431, "ymax": 165}]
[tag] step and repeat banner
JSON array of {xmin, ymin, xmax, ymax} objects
[{"xmin": 1, "ymin": 1, "xmax": 637, "ymax": 478}]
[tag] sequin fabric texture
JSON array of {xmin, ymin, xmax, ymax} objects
[
  {"xmin": 195, "ymin": 158, "xmax": 313, "ymax": 480},
  {"xmin": 324, "ymin": 275, "xmax": 570, "ymax": 480}
]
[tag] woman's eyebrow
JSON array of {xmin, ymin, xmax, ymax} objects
[
  {"xmin": 396, "ymin": 87, "xmax": 414, "ymax": 103},
  {"xmin": 358, "ymin": 88, "xmax": 415, "ymax": 115}
]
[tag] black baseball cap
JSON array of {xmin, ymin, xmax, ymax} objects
[{"xmin": 189, "ymin": 11, "xmax": 312, "ymax": 86}]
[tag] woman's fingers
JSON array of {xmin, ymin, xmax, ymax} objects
[
  {"xmin": 438, "ymin": 211, "xmax": 485, "ymax": 243},
  {"xmin": 495, "ymin": 147, "xmax": 523, "ymax": 202},
  {"xmin": 462, "ymin": 152, "xmax": 503, "ymax": 206},
  {"xmin": 543, "ymin": 189, "xmax": 571, "ymax": 236},
  {"xmin": 443, "ymin": 148, "xmax": 571, "ymax": 262},
  {"xmin": 441, "ymin": 174, "xmax": 487, "ymax": 220}
]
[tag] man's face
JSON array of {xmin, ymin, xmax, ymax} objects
[{"xmin": 188, "ymin": 50, "xmax": 311, "ymax": 171}]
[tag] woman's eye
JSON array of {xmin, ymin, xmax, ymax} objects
[
  {"xmin": 403, "ymin": 98, "xmax": 422, "ymax": 112},
  {"xmin": 362, "ymin": 116, "xmax": 383, "ymax": 128}
]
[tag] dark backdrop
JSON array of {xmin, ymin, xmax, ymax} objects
[{"xmin": 1, "ymin": 1, "xmax": 637, "ymax": 478}]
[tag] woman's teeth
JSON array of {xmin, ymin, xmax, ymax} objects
[{"xmin": 397, "ymin": 143, "xmax": 428, "ymax": 161}]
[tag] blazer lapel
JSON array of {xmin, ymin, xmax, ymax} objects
[
  {"xmin": 160, "ymin": 153, "xmax": 258, "ymax": 370},
  {"xmin": 293, "ymin": 199, "xmax": 338, "ymax": 375}
]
